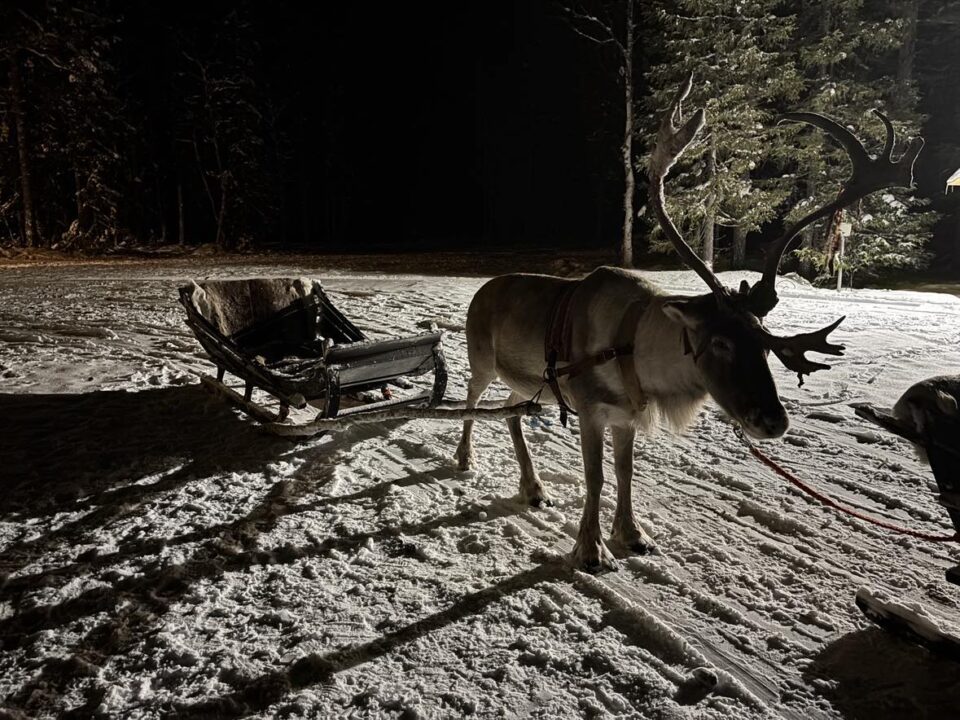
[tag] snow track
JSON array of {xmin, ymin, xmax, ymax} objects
[{"xmin": 1, "ymin": 261, "xmax": 959, "ymax": 718}]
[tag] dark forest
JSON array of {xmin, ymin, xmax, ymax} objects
[{"xmin": 1, "ymin": 1, "xmax": 959, "ymax": 280}]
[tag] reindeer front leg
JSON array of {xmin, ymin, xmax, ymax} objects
[
  {"xmin": 504, "ymin": 391, "xmax": 551, "ymax": 507},
  {"xmin": 610, "ymin": 425, "xmax": 655, "ymax": 553},
  {"xmin": 572, "ymin": 418, "xmax": 618, "ymax": 571}
]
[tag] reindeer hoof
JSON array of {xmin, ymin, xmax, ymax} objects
[
  {"xmin": 530, "ymin": 495, "xmax": 554, "ymax": 509},
  {"xmin": 454, "ymin": 447, "xmax": 474, "ymax": 472},
  {"xmin": 582, "ymin": 555, "xmax": 620, "ymax": 574},
  {"xmin": 627, "ymin": 540, "xmax": 654, "ymax": 555},
  {"xmin": 611, "ymin": 524, "xmax": 656, "ymax": 556},
  {"xmin": 573, "ymin": 540, "xmax": 620, "ymax": 573},
  {"xmin": 519, "ymin": 481, "xmax": 551, "ymax": 509},
  {"xmin": 582, "ymin": 558, "xmax": 618, "ymax": 574}
]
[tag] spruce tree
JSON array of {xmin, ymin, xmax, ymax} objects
[
  {"xmin": 641, "ymin": 0, "xmax": 802, "ymax": 268},
  {"xmin": 784, "ymin": 0, "xmax": 936, "ymax": 283}
]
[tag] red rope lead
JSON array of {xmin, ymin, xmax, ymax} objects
[{"xmin": 734, "ymin": 427, "xmax": 960, "ymax": 544}]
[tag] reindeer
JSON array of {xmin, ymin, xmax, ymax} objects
[
  {"xmin": 455, "ymin": 77, "xmax": 924, "ymax": 570},
  {"xmin": 893, "ymin": 375, "xmax": 960, "ymax": 463}
]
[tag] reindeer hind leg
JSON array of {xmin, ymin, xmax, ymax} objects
[{"xmin": 455, "ymin": 372, "xmax": 492, "ymax": 471}]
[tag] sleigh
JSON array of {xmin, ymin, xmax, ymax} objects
[{"xmin": 180, "ymin": 277, "xmax": 449, "ymax": 435}]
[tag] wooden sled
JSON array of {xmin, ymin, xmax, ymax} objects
[
  {"xmin": 180, "ymin": 277, "xmax": 540, "ymax": 438},
  {"xmin": 180, "ymin": 278, "xmax": 449, "ymax": 431}
]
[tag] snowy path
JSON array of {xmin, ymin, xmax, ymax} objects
[{"xmin": 1, "ymin": 261, "xmax": 959, "ymax": 719}]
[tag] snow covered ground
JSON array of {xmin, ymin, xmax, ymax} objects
[{"xmin": 1, "ymin": 259, "xmax": 959, "ymax": 719}]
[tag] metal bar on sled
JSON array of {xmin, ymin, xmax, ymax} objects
[
  {"xmin": 198, "ymin": 374, "xmax": 541, "ymax": 437},
  {"xmin": 264, "ymin": 401, "xmax": 543, "ymax": 438}
]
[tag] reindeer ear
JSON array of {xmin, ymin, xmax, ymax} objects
[
  {"xmin": 935, "ymin": 390, "xmax": 959, "ymax": 417},
  {"xmin": 661, "ymin": 299, "xmax": 702, "ymax": 329}
]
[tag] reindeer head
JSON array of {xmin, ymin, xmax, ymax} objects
[{"xmin": 649, "ymin": 76, "xmax": 923, "ymax": 439}]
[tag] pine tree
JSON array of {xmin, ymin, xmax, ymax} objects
[
  {"xmin": 785, "ymin": 0, "xmax": 937, "ymax": 283},
  {"xmin": 641, "ymin": 0, "xmax": 803, "ymax": 268}
]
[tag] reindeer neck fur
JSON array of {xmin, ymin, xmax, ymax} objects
[{"xmin": 630, "ymin": 294, "xmax": 707, "ymax": 431}]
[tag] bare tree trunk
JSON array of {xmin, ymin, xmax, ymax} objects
[
  {"xmin": 798, "ymin": 177, "xmax": 817, "ymax": 275},
  {"xmin": 9, "ymin": 54, "xmax": 37, "ymax": 249},
  {"xmin": 700, "ymin": 213, "xmax": 715, "ymax": 269},
  {"xmin": 896, "ymin": 0, "xmax": 919, "ymax": 110},
  {"xmin": 700, "ymin": 134, "xmax": 717, "ymax": 268},
  {"xmin": 177, "ymin": 183, "xmax": 185, "ymax": 245},
  {"xmin": 73, "ymin": 167, "xmax": 93, "ymax": 236},
  {"xmin": 74, "ymin": 168, "xmax": 83, "ymax": 220},
  {"xmin": 732, "ymin": 225, "xmax": 747, "ymax": 268},
  {"xmin": 214, "ymin": 173, "xmax": 229, "ymax": 249},
  {"xmin": 193, "ymin": 135, "xmax": 217, "ymax": 223},
  {"xmin": 619, "ymin": 0, "xmax": 635, "ymax": 268}
]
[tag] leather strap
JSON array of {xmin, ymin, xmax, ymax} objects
[
  {"xmin": 544, "ymin": 282, "xmax": 579, "ymax": 363},
  {"xmin": 543, "ymin": 350, "xmax": 574, "ymax": 426},
  {"xmin": 542, "ymin": 300, "xmax": 647, "ymax": 426}
]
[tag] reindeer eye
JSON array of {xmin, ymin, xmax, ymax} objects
[{"xmin": 711, "ymin": 336, "xmax": 734, "ymax": 357}]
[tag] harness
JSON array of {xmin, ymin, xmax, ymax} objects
[{"xmin": 543, "ymin": 284, "xmax": 648, "ymax": 426}]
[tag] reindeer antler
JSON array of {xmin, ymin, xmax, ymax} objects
[
  {"xmin": 759, "ymin": 316, "xmax": 846, "ymax": 386},
  {"xmin": 649, "ymin": 75, "xmax": 727, "ymax": 300},
  {"xmin": 748, "ymin": 110, "xmax": 924, "ymax": 316}
]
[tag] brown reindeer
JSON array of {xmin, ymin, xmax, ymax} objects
[{"xmin": 456, "ymin": 77, "xmax": 924, "ymax": 570}]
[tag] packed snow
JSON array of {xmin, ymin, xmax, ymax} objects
[{"xmin": 1, "ymin": 259, "xmax": 959, "ymax": 719}]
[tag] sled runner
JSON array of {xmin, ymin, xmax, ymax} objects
[{"xmin": 180, "ymin": 277, "xmax": 449, "ymax": 433}]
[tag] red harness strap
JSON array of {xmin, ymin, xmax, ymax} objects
[
  {"xmin": 544, "ymin": 345, "xmax": 634, "ymax": 426},
  {"xmin": 544, "ymin": 282, "xmax": 580, "ymax": 426},
  {"xmin": 545, "ymin": 283, "xmax": 578, "ymax": 361},
  {"xmin": 543, "ymin": 284, "xmax": 644, "ymax": 427},
  {"xmin": 736, "ymin": 427, "xmax": 960, "ymax": 543}
]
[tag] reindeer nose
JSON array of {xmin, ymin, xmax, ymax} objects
[{"xmin": 744, "ymin": 408, "xmax": 789, "ymax": 439}]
